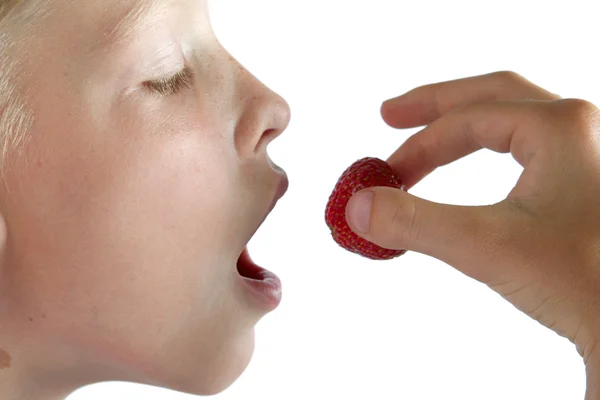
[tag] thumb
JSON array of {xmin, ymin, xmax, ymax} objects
[{"xmin": 346, "ymin": 187, "xmax": 501, "ymax": 273}]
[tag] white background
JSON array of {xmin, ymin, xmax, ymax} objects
[{"xmin": 71, "ymin": 0, "xmax": 599, "ymax": 399}]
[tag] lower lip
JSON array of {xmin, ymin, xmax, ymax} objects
[{"xmin": 237, "ymin": 249, "xmax": 282, "ymax": 310}]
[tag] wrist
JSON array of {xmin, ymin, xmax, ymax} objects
[{"xmin": 583, "ymin": 342, "xmax": 600, "ymax": 399}]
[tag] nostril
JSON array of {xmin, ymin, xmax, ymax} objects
[
  {"xmin": 264, "ymin": 128, "xmax": 279, "ymax": 138},
  {"xmin": 255, "ymin": 128, "xmax": 282, "ymax": 153},
  {"xmin": 264, "ymin": 127, "xmax": 283, "ymax": 142}
]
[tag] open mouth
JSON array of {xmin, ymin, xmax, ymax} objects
[
  {"xmin": 237, "ymin": 248, "xmax": 267, "ymax": 281},
  {"xmin": 236, "ymin": 175, "xmax": 289, "ymax": 283},
  {"xmin": 236, "ymin": 247, "xmax": 282, "ymax": 309},
  {"xmin": 235, "ymin": 174, "xmax": 288, "ymax": 308}
]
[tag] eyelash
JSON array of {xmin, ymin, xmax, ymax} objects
[{"xmin": 143, "ymin": 67, "xmax": 194, "ymax": 95}]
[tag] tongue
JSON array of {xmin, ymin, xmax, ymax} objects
[{"xmin": 237, "ymin": 248, "xmax": 266, "ymax": 281}]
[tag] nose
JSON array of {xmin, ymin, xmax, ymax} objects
[{"xmin": 231, "ymin": 60, "xmax": 291, "ymax": 159}]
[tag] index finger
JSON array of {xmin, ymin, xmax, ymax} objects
[
  {"xmin": 387, "ymin": 99, "xmax": 567, "ymax": 189},
  {"xmin": 381, "ymin": 71, "xmax": 560, "ymax": 129}
]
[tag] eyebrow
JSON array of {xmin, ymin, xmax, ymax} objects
[
  {"xmin": 105, "ymin": 0, "xmax": 162, "ymax": 45},
  {"xmin": 88, "ymin": 0, "xmax": 182, "ymax": 57}
]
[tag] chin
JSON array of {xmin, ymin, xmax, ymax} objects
[{"xmin": 161, "ymin": 328, "xmax": 257, "ymax": 397}]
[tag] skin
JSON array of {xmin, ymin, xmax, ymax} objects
[
  {"xmin": 1, "ymin": 1, "xmax": 596, "ymax": 399},
  {"xmin": 346, "ymin": 71, "xmax": 600, "ymax": 399},
  {"xmin": 0, "ymin": 0, "xmax": 290, "ymax": 399}
]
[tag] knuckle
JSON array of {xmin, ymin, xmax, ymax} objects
[
  {"xmin": 386, "ymin": 198, "xmax": 418, "ymax": 246},
  {"xmin": 558, "ymin": 98, "xmax": 598, "ymax": 115},
  {"xmin": 490, "ymin": 71, "xmax": 560, "ymax": 101},
  {"xmin": 493, "ymin": 70, "xmax": 525, "ymax": 82},
  {"xmin": 410, "ymin": 134, "xmax": 436, "ymax": 170},
  {"xmin": 554, "ymin": 98, "xmax": 599, "ymax": 135},
  {"xmin": 431, "ymin": 83, "xmax": 447, "ymax": 116}
]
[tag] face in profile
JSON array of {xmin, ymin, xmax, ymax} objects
[{"xmin": 0, "ymin": 0, "xmax": 290, "ymax": 396}]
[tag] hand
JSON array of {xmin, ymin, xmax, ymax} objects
[{"xmin": 345, "ymin": 71, "xmax": 600, "ymax": 398}]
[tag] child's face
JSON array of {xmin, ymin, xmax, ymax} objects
[{"xmin": 2, "ymin": 0, "xmax": 289, "ymax": 395}]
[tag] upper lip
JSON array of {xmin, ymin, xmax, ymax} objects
[
  {"xmin": 238, "ymin": 172, "xmax": 288, "ymax": 261},
  {"xmin": 268, "ymin": 173, "xmax": 289, "ymax": 214}
]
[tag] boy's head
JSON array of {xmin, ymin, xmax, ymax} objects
[{"xmin": 0, "ymin": 0, "xmax": 290, "ymax": 397}]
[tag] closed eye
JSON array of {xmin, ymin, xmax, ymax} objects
[{"xmin": 143, "ymin": 67, "xmax": 194, "ymax": 95}]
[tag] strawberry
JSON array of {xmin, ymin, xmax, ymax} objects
[{"xmin": 325, "ymin": 157, "xmax": 407, "ymax": 260}]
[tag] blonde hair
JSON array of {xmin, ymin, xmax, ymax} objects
[
  {"xmin": 0, "ymin": 0, "xmax": 35, "ymax": 167},
  {"xmin": 0, "ymin": 0, "xmax": 23, "ymax": 20}
]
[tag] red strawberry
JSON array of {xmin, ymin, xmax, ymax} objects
[{"xmin": 325, "ymin": 157, "xmax": 407, "ymax": 260}]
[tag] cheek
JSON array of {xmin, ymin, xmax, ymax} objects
[
  {"xmin": 82, "ymin": 138, "xmax": 231, "ymax": 296},
  {"xmin": 7, "ymin": 123, "xmax": 248, "ymax": 370},
  {"xmin": 106, "ymin": 138, "xmax": 233, "ymax": 263}
]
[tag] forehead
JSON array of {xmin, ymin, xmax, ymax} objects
[
  {"xmin": 0, "ymin": 0, "xmax": 155, "ymax": 38},
  {"xmin": 99, "ymin": 0, "xmax": 173, "ymax": 43},
  {"xmin": 23, "ymin": 0, "xmax": 203, "ymax": 55}
]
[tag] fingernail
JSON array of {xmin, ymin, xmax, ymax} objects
[{"xmin": 347, "ymin": 190, "xmax": 374, "ymax": 234}]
